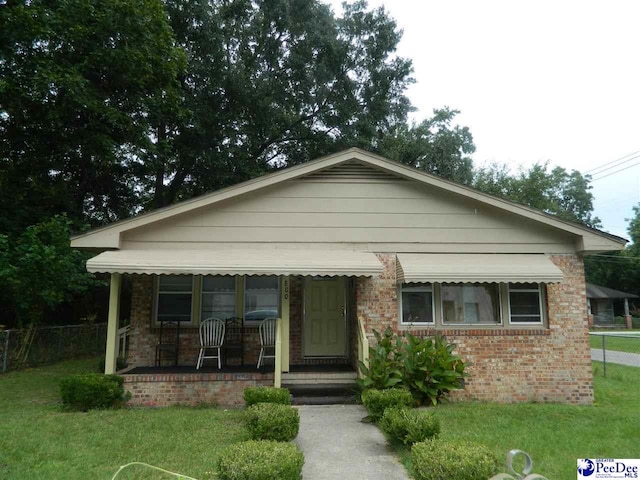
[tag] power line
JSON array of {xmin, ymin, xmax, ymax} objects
[
  {"xmin": 591, "ymin": 160, "xmax": 640, "ymax": 181},
  {"xmin": 586, "ymin": 150, "xmax": 640, "ymax": 174},
  {"xmin": 588, "ymin": 153, "xmax": 640, "ymax": 177}
]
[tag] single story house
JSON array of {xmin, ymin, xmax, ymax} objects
[
  {"xmin": 587, "ymin": 283, "xmax": 637, "ymax": 328},
  {"xmin": 71, "ymin": 148, "xmax": 626, "ymax": 406}
]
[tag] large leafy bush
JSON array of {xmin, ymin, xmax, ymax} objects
[
  {"xmin": 358, "ymin": 328, "xmax": 467, "ymax": 405},
  {"xmin": 400, "ymin": 333, "xmax": 467, "ymax": 405},
  {"xmin": 357, "ymin": 328, "xmax": 403, "ymax": 390}
]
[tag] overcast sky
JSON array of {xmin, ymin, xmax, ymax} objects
[{"xmin": 326, "ymin": 0, "xmax": 640, "ymax": 240}]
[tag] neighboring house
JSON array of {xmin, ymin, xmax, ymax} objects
[
  {"xmin": 71, "ymin": 148, "xmax": 626, "ymax": 406},
  {"xmin": 586, "ymin": 283, "xmax": 638, "ymax": 328}
]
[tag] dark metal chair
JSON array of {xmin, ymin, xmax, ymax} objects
[
  {"xmin": 155, "ymin": 320, "xmax": 181, "ymax": 366},
  {"xmin": 223, "ymin": 316, "xmax": 244, "ymax": 367}
]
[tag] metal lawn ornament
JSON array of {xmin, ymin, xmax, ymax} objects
[{"xmin": 489, "ymin": 449, "xmax": 549, "ymax": 480}]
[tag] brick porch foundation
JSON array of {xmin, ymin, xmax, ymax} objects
[{"xmin": 124, "ymin": 371, "xmax": 274, "ymax": 407}]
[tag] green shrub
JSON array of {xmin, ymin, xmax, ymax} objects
[
  {"xmin": 361, "ymin": 388, "xmax": 413, "ymax": 421},
  {"xmin": 358, "ymin": 328, "xmax": 468, "ymax": 405},
  {"xmin": 246, "ymin": 403, "xmax": 299, "ymax": 442},
  {"xmin": 379, "ymin": 407, "xmax": 440, "ymax": 445},
  {"xmin": 400, "ymin": 333, "xmax": 467, "ymax": 405},
  {"xmin": 217, "ymin": 440, "xmax": 304, "ymax": 480},
  {"xmin": 60, "ymin": 373, "xmax": 130, "ymax": 411},
  {"xmin": 243, "ymin": 386, "xmax": 291, "ymax": 406},
  {"xmin": 412, "ymin": 440, "xmax": 499, "ymax": 480},
  {"xmin": 357, "ymin": 327, "xmax": 404, "ymax": 390}
]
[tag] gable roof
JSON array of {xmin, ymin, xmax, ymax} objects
[
  {"xmin": 586, "ymin": 283, "xmax": 639, "ymax": 299},
  {"xmin": 71, "ymin": 148, "xmax": 626, "ymax": 252}
]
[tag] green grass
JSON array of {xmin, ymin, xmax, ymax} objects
[
  {"xmin": 589, "ymin": 333, "xmax": 640, "ymax": 353},
  {"xmin": 0, "ymin": 358, "xmax": 249, "ymax": 479},
  {"xmin": 3, "ymin": 358, "xmax": 639, "ymax": 479},
  {"xmin": 392, "ymin": 362, "xmax": 640, "ymax": 479}
]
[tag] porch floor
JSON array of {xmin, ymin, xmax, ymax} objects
[
  {"xmin": 123, "ymin": 365, "xmax": 274, "ymax": 375},
  {"xmin": 123, "ymin": 363, "xmax": 355, "ymax": 375}
]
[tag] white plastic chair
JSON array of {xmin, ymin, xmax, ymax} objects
[
  {"xmin": 196, "ymin": 318, "xmax": 225, "ymax": 370},
  {"xmin": 257, "ymin": 318, "xmax": 277, "ymax": 368}
]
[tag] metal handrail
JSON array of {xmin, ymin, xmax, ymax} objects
[
  {"xmin": 274, "ymin": 318, "xmax": 282, "ymax": 388},
  {"xmin": 116, "ymin": 325, "xmax": 131, "ymax": 360},
  {"xmin": 356, "ymin": 316, "xmax": 369, "ymax": 378}
]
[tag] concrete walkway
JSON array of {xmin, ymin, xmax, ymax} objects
[
  {"xmin": 295, "ymin": 405, "xmax": 409, "ymax": 480},
  {"xmin": 591, "ymin": 348, "xmax": 640, "ymax": 367}
]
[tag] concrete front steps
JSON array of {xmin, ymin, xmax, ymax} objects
[{"xmin": 282, "ymin": 370, "xmax": 360, "ymax": 405}]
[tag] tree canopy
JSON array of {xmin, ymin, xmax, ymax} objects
[
  {"xmin": 0, "ymin": 0, "xmax": 608, "ymax": 325},
  {"xmin": 472, "ymin": 162, "xmax": 601, "ymax": 228}
]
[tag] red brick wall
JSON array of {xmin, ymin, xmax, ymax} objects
[
  {"xmin": 124, "ymin": 371, "xmax": 273, "ymax": 407},
  {"xmin": 356, "ymin": 253, "xmax": 593, "ymax": 405},
  {"xmin": 127, "ymin": 275, "xmax": 263, "ymax": 368}
]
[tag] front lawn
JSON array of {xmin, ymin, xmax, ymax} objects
[
  {"xmin": 2, "ymin": 358, "xmax": 639, "ymax": 479},
  {"xmin": 589, "ymin": 333, "xmax": 640, "ymax": 353},
  {"xmin": 394, "ymin": 362, "xmax": 640, "ymax": 479},
  {"xmin": 0, "ymin": 358, "xmax": 248, "ymax": 479}
]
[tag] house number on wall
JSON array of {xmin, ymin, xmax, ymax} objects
[{"xmin": 283, "ymin": 279, "xmax": 289, "ymax": 300}]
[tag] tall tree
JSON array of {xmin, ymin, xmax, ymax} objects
[
  {"xmin": 146, "ymin": 0, "xmax": 415, "ymax": 208},
  {"xmin": 376, "ymin": 108, "xmax": 475, "ymax": 184},
  {"xmin": 473, "ymin": 162, "xmax": 601, "ymax": 228},
  {"xmin": 0, "ymin": 216, "xmax": 99, "ymax": 326},
  {"xmin": 0, "ymin": 0, "xmax": 185, "ymax": 232}
]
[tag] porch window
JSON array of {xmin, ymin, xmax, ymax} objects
[
  {"xmin": 156, "ymin": 275, "xmax": 193, "ymax": 323},
  {"xmin": 201, "ymin": 275, "xmax": 236, "ymax": 320},
  {"xmin": 400, "ymin": 283, "xmax": 434, "ymax": 325},
  {"xmin": 244, "ymin": 276, "xmax": 279, "ymax": 324},
  {"xmin": 508, "ymin": 283, "xmax": 543, "ymax": 324},
  {"xmin": 441, "ymin": 283, "xmax": 501, "ymax": 325}
]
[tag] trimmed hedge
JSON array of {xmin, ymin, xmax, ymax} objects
[
  {"xmin": 246, "ymin": 403, "xmax": 299, "ymax": 442},
  {"xmin": 60, "ymin": 374, "xmax": 130, "ymax": 411},
  {"xmin": 217, "ymin": 440, "xmax": 304, "ymax": 480},
  {"xmin": 412, "ymin": 440, "xmax": 499, "ymax": 480},
  {"xmin": 379, "ymin": 407, "xmax": 440, "ymax": 446},
  {"xmin": 244, "ymin": 386, "xmax": 291, "ymax": 406},
  {"xmin": 361, "ymin": 388, "xmax": 414, "ymax": 421}
]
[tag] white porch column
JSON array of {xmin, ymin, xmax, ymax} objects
[
  {"xmin": 104, "ymin": 273, "xmax": 121, "ymax": 374},
  {"xmin": 280, "ymin": 276, "xmax": 290, "ymax": 372}
]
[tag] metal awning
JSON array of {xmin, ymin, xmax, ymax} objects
[
  {"xmin": 86, "ymin": 249, "xmax": 384, "ymax": 277},
  {"xmin": 396, "ymin": 254, "xmax": 563, "ymax": 284}
]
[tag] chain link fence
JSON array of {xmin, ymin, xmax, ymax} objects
[
  {"xmin": 0, "ymin": 323, "xmax": 107, "ymax": 373},
  {"xmin": 590, "ymin": 332, "xmax": 640, "ymax": 376}
]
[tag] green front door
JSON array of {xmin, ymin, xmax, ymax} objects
[{"xmin": 303, "ymin": 277, "xmax": 346, "ymax": 357}]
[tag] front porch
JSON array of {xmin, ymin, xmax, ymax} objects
[{"xmin": 103, "ymin": 269, "xmax": 372, "ymax": 405}]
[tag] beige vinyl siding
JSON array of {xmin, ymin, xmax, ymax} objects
[
  {"xmin": 72, "ymin": 151, "xmax": 626, "ymax": 253},
  {"xmin": 122, "ymin": 170, "xmax": 576, "ymax": 253}
]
